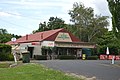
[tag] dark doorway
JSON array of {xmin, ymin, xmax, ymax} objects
[{"xmin": 28, "ymin": 47, "xmax": 34, "ymax": 58}]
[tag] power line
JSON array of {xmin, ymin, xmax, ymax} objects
[
  {"xmin": 0, "ymin": 10, "xmax": 41, "ymax": 21},
  {"xmin": 0, "ymin": 18, "xmax": 32, "ymax": 30}
]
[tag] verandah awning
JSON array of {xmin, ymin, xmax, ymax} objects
[{"xmin": 55, "ymin": 42, "xmax": 96, "ymax": 48}]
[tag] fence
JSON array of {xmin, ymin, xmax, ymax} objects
[{"xmin": 100, "ymin": 55, "xmax": 120, "ymax": 60}]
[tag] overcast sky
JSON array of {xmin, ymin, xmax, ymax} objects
[{"xmin": 0, "ymin": 0, "xmax": 111, "ymax": 36}]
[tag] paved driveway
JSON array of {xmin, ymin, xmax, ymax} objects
[{"xmin": 34, "ymin": 60, "xmax": 120, "ymax": 80}]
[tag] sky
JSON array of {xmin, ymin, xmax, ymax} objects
[{"xmin": 0, "ymin": 0, "xmax": 111, "ymax": 36}]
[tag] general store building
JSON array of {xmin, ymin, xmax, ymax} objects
[{"xmin": 6, "ymin": 28, "xmax": 95, "ymax": 59}]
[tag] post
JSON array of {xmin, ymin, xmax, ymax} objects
[
  {"xmin": 111, "ymin": 56, "xmax": 115, "ymax": 64},
  {"xmin": 13, "ymin": 52, "xmax": 17, "ymax": 63}
]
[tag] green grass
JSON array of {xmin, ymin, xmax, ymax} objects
[
  {"xmin": 0, "ymin": 63, "xmax": 82, "ymax": 80},
  {"xmin": 0, "ymin": 63, "xmax": 11, "ymax": 68}
]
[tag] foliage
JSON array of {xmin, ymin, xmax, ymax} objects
[
  {"xmin": 107, "ymin": 0, "xmax": 120, "ymax": 44},
  {"xmin": 97, "ymin": 31, "xmax": 120, "ymax": 55},
  {"xmin": 33, "ymin": 17, "xmax": 67, "ymax": 33},
  {"xmin": 0, "ymin": 28, "xmax": 7, "ymax": 34},
  {"xmin": 57, "ymin": 55, "xmax": 76, "ymax": 60},
  {"xmin": 0, "ymin": 53, "xmax": 14, "ymax": 61},
  {"xmin": 108, "ymin": 0, "xmax": 120, "ymax": 52},
  {"xmin": 68, "ymin": 2, "xmax": 109, "ymax": 42},
  {"xmin": 0, "ymin": 28, "xmax": 21, "ymax": 43},
  {"xmin": 47, "ymin": 17, "xmax": 66, "ymax": 29},
  {"xmin": 0, "ymin": 44, "xmax": 13, "ymax": 61},
  {"xmin": 0, "ymin": 44, "xmax": 11, "ymax": 54},
  {"xmin": 87, "ymin": 56, "xmax": 99, "ymax": 60},
  {"xmin": 34, "ymin": 55, "xmax": 47, "ymax": 60},
  {"xmin": 0, "ymin": 33, "xmax": 12, "ymax": 43},
  {"xmin": 0, "ymin": 64, "xmax": 81, "ymax": 80}
]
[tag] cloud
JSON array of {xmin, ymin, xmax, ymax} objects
[
  {"xmin": 92, "ymin": 0, "xmax": 111, "ymax": 16},
  {"xmin": 0, "ymin": 11, "xmax": 22, "ymax": 19},
  {"xmin": 0, "ymin": 11, "xmax": 11, "ymax": 17},
  {"xmin": 0, "ymin": 0, "xmax": 112, "ymax": 35}
]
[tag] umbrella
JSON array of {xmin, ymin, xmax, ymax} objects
[{"xmin": 106, "ymin": 47, "xmax": 110, "ymax": 55}]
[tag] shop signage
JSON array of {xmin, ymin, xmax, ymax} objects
[
  {"xmin": 55, "ymin": 42, "xmax": 95, "ymax": 48},
  {"xmin": 41, "ymin": 41, "xmax": 54, "ymax": 47},
  {"xmin": 55, "ymin": 32, "xmax": 72, "ymax": 42}
]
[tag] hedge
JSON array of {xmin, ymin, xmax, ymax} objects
[
  {"xmin": 0, "ymin": 44, "xmax": 13, "ymax": 61},
  {"xmin": 0, "ymin": 44, "xmax": 11, "ymax": 54},
  {"xmin": 87, "ymin": 56, "xmax": 99, "ymax": 60},
  {"xmin": 57, "ymin": 55, "xmax": 76, "ymax": 60},
  {"xmin": 0, "ymin": 53, "xmax": 14, "ymax": 61},
  {"xmin": 34, "ymin": 55, "xmax": 47, "ymax": 60}
]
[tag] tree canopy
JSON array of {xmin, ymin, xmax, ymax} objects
[
  {"xmin": 97, "ymin": 31, "xmax": 120, "ymax": 55},
  {"xmin": 107, "ymin": 0, "xmax": 120, "ymax": 41},
  {"xmin": 68, "ymin": 2, "xmax": 109, "ymax": 42},
  {"xmin": 33, "ymin": 17, "xmax": 67, "ymax": 33},
  {"xmin": 0, "ymin": 28, "xmax": 21, "ymax": 43}
]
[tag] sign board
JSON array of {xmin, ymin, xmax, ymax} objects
[
  {"xmin": 55, "ymin": 32, "xmax": 72, "ymax": 42},
  {"xmin": 41, "ymin": 41, "xmax": 54, "ymax": 47},
  {"xmin": 11, "ymin": 37, "xmax": 16, "ymax": 42},
  {"xmin": 55, "ymin": 42, "xmax": 95, "ymax": 48}
]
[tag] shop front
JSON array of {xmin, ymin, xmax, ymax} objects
[
  {"xmin": 6, "ymin": 28, "xmax": 96, "ymax": 60},
  {"xmin": 41, "ymin": 41, "xmax": 95, "ymax": 59}
]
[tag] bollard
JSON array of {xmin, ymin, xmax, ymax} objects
[{"xmin": 111, "ymin": 56, "xmax": 115, "ymax": 64}]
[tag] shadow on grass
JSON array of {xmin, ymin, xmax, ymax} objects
[{"xmin": 0, "ymin": 63, "xmax": 12, "ymax": 68}]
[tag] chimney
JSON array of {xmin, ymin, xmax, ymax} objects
[
  {"xmin": 26, "ymin": 34, "xmax": 28, "ymax": 40},
  {"xmin": 41, "ymin": 33, "xmax": 43, "ymax": 39}
]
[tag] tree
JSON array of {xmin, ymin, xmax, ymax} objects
[
  {"xmin": 33, "ymin": 17, "xmax": 67, "ymax": 33},
  {"xmin": 97, "ymin": 31, "xmax": 120, "ymax": 55},
  {"xmin": 33, "ymin": 22, "xmax": 47, "ymax": 33},
  {"xmin": 106, "ymin": 0, "xmax": 120, "ymax": 44},
  {"xmin": 47, "ymin": 17, "xmax": 66, "ymax": 29},
  {"xmin": 0, "ymin": 28, "xmax": 21, "ymax": 43},
  {"xmin": 0, "ymin": 28, "xmax": 7, "ymax": 34},
  {"xmin": 68, "ymin": 2, "xmax": 109, "ymax": 42}
]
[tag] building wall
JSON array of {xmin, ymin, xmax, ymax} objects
[
  {"xmin": 33, "ymin": 45, "xmax": 42, "ymax": 56},
  {"xmin": 19, "ymin": 43, "xmax": 31, "ymax": 53}
]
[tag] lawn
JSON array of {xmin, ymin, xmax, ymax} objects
[{"xmin": 0, "ymin": 63, "xmax": 83, "ymax": 80}]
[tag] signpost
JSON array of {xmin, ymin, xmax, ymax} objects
[
  {"xmin": 11, "ymin": 37, "xmax": 17, "ymax": 63},
  {"xmin": 11, "ymin": 37, "xmax": 16, "ymax": 42},
  {"xmin": 111, "ymin": 56, "xmax": 115, "ymax": 64},
  {"xmin": 106, "ymin": 47, "xmax": 115, "ymax": 64}
]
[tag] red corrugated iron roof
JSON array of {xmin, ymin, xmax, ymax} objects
[{"xmin": 6, "ymin": 28, "xmax": 80, "ymax": 45}]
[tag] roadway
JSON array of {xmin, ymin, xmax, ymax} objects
[{"xmin": 34, "ymin": 60, "xmax": 120, "ymax": 80}]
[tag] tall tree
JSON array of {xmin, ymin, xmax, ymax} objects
[
  {"xmin": 48, "ymin": 17, "xmax": 66, "ymax": 29},
  {"xmin": 33, "ymin": 21, "xmax": 47, "ymax": 33},
  {"xmin": 97, "ymin": 31, "xmax": 120, "ymax": 55},
  {"xmin": 33, "ymin": 17, "xmax": 67, "ymax": 33},
  {"xmin": 0, "ymin": 28, "xmax": 7, "ymax": 34},
  {"xmin": 0, "ymin": 28, "xmax": 21, "ymax": 43},
  {"xmin": 106, "ymin": 0, "xmax": 120, "ymax": 44},
  {"xmin": 68, "ymin": 2, "xmax": 109, "ymax": 42}
]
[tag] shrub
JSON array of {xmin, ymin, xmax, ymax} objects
[
  {"xmin": 0, "ymin": 44, "xmax": 13, "ymax": 61},
  {"xmin": 87, "ymin": 56, "xmax": 99, "ymax": 60},
  {"xmin": 57, "ymin": 55, "xmax": 76, "ymax": 60},
  {"xmin": 0, "ymin": 44, "xmax": 11, "ymax": 54},
  {"xmin": 0, "ymin": 53, "xmax": 14, "ymax": 61},
  {"xmin": 34, "ymin": 55, "xmax": 47, "ymax": 60}
]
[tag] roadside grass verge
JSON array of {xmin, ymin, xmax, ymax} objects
[
  {"xmin": 0, "ymin": 63, "xmax": 83, "ymax": 80},
  {"xmin": 0, "ymin": 62, "xmax": 12, "ymax": 68}
]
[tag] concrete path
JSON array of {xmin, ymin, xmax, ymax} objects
[{"xmin": 34, "ymin": 60, "xmax": 120, "ymax": 80}]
